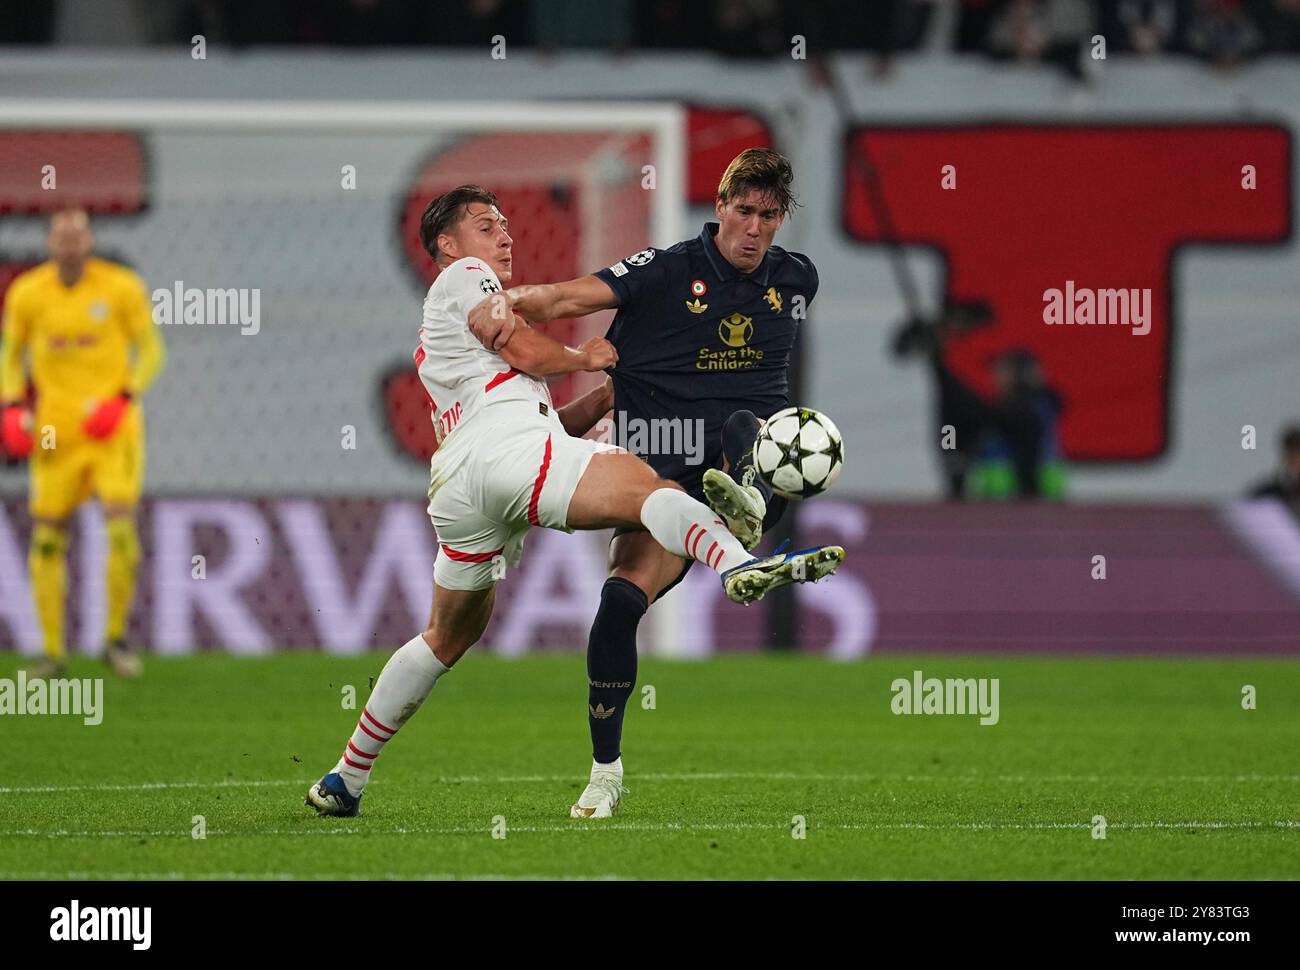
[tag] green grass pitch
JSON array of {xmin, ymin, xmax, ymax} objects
[{"xmin": 2, "ymin": 652, "xmax": 1298, "ymax": 880}]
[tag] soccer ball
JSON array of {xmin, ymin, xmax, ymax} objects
[{"xmin": 752, "ymin": 406, "xmax": 845, "ymax": 500}]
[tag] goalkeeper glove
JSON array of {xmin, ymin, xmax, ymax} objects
[
  {"xmin": 2, "ymin": 404, "xmax": 34, "ymax": 458},
  {"xmin": 83, "ymin": 392, "xmax": 132, "ymax": 440}
]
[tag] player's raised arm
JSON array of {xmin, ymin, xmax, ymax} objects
[
  {"xmin": 467, "ymin": 274, "xmax": 619, "ymax": 351},
  {"xmin": 508, "ymin": 274, "xmax": 620, "ymax": 324}
]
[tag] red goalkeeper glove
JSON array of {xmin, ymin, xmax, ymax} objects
[
  {"xmin": 2, "ymin": 404, "xmax": 34, "ymax": 458},
  {"xmin": 83, "ymin": 392, "xmax": 132, "ymax": 440}
]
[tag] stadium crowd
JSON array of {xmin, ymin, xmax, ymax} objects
[{"xmin": 4, "ymin": 0, "xmax": 1299, "ymax": 64}]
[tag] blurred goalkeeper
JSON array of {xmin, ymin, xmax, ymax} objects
[{"xmin": 0, "ymin": 208, "xmax": 166, "ymax": 678}]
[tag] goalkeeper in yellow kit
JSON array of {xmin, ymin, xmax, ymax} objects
[{"xmin": 1, "ymin": 208, "xmax": 165, "ymax": 678}]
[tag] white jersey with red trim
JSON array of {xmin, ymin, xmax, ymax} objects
[{"xmin": 415, "ymin": 256, "xmax": 552, "ymax": 450}]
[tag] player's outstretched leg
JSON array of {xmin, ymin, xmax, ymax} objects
[
  {"xmin": 569, "ymin": 452, "xmax": 843, "ymax": 606},
  {"xmin": 306, "ymin": 583, "xmax": 495, "ymax": 817},
  {"xmin": 703, "ymin": 409, "xmax": 770, "ymax": 550},
  {"xmin": 640, "ymin": 485, "xmax": 844, "ymax": 605}
]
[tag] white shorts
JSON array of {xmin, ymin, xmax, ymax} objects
[{"xmin": 427, "ymin": 400, "xmax": 621, "ymax": 591}]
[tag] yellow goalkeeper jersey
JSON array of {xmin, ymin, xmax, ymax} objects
[{"xmin": 1, "ymin": 257, "xmax": 165, "ymax": 443}]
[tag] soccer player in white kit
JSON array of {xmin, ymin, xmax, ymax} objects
[{"xmin": 306, "ymin": 186, "xmax": 844, "ymax": 818}]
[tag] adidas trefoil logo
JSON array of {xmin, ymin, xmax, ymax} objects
[{"xmin": 589, "ymin": 703, "xmax": 617, "ymax": 719}]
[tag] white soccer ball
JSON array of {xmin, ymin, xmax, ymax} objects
[{"xmin": 752, "ymin": 406, "xmax": 845, "ymax": 500}]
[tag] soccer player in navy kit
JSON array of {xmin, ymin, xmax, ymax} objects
[{"xmin": 467, "ymin": 149, "xmax": 827, "ymax": 817}]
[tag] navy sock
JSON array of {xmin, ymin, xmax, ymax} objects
[
  {"xmin": 587, "ymin": 577, "xmax": 648, "ymax": 764},
  {"xmin": 722, "ymin": 409, "xmax": 772, "ymax": 502}
]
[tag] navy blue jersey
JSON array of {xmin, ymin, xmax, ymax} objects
[{"xmin": 593, "ymin": 222, "xmax": 818, "ymax": 492}]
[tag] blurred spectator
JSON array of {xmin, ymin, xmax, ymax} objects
[
  {"xmin": 1100, "ymin": 0, "xmax": 1193, "ymax": 53},
  {"xmin": 4, "ymin": 0, "xmax": 1296, "ymax": 59},
  {"xmin": 964, "ymin": 348, "xmax": 1066, "ymax": 500},
  {"xmin": 1249, "ymin": 424, "xmax": 1300, "ymax": 519},
  {"xmin": 709, "ymin": 0, "xmax": 786, "ymax": 58},
  {"xmin": 173, "ymin": 0, "xmax": 532, "ymax": 47},
  {"xmin": 1185, "ymin": 0, "xmax": 1262, "ymax": 66},
  {"xmin": 987, "ymin": 0, "xmax": 1096, "ymax": 76},
  {"xmin": 892, "ymin": 310, "xmax": 1066, "ymax": 501}
]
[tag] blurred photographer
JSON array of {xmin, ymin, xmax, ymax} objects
[
  {"xmin": 893, "ymin": 307, "xmax": 1065, "ymax": 501},
  {"xmin": 1248, "ymin": 424, "xmax": 1300, "ymax": 519}
]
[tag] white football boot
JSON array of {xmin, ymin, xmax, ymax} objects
[
  {"xmin": 702, "ymin": 468, "xmax": 766, "ymax": 551},
  {"xmin": 570, "ymin": 760, "xmax": 626, "ymax": 819}
]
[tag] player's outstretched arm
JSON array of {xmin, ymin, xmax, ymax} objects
[
  {"xmin": 467, "ymin": 275, "xmax": 619, "ymax": 351},
  {"xmin": 497, "ymin": 319, "xmax": 617, "ymax": 378},
  {"xmin": 508, "ymin": 274, "xmax": 619, "ymax": 323},
  {"xmin": 557, "ymin": 376, "xmax": 613, "ymax": 438}
]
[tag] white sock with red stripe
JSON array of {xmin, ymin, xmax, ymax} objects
[
  {"xmin": 639, "ymin": 486, "xmax": 751, "ymax": 574},
  {"xmin": 332, "ymin": 633, "xmax": 449, "ymax": 797}
]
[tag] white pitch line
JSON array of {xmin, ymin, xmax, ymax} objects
[
  {"xmin": 3, "ymin": 772, "xmax": 1300, "ymax": 795},
  {"xmin": 2, "ymin": 820, "xmax": 1296, "ymax": 839}
]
